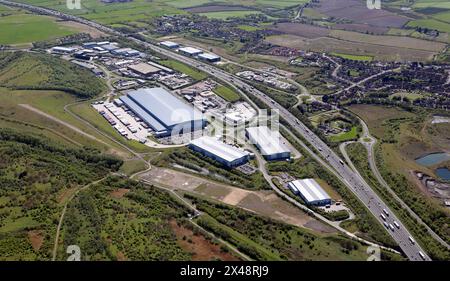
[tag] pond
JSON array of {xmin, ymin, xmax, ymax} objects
[
  {"xmin": 415, "ymin": 152, "xmax": 450, "ymax": 167},
  {"xmin": 435, "ymin": 168, "xmax": 450, "ymax": 181}
]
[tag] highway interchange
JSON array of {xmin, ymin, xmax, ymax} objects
[{"xmin": 0, "ymin": 0, "xmax": 433, "ymax": 261}]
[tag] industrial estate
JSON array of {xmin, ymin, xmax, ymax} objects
[{"xmin": 0, "ymin": 0, "xmax": 449, "ymax": 266}]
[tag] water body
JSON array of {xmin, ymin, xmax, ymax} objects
[
  {"xmin": 435, "ymin": 168, "xmax": 450, "ymax": 181},
  {"xmin": 415, "ymin": 152, "xmax": 450, "ymax": 167}
]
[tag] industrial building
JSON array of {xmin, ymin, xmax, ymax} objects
[
  {"xmin": 246, "ymin": 126, "xmax": 291, "ymax": 161},
  {"xmin": 120, "ymin": 88, "xmax": 206, "ymax": 137},
  {"xmin": 160, "ymin": 41, "xmax": 179, "ymax": 49},
  {"xmin": 189, "ymin": 136, "xmax": 249, "ymax": 168},
  {"xmin": 198, "ymin": 53, "xmax": 221, "ymax": 63},
  {"xmin": 179, "ymin": 47, "xmax": 203, "ymax": 57},
  {"xmin": 51, "ymin": 46, "xmax": 76, "ymax": 54},
  {"xmin": 128, "ymin": 62, "xmax": 161, "ymax": 76},
  {"xmin": 112, "ymin": 48, "xmax": 140, "ymax": 57},
  {"xmin": 288, "ymin": 179, "xmax": 332, "ymax": 206}
]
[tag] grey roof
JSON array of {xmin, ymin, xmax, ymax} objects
[
  {"xmin": 179, "ymin": 47, "xmax": 202, "ymax": 55},
  {"xmin": 288, "ymin": 179, "xmax": 331, "ymax": 203},
  {"xmin": 127, "ymin": 88, "xmax": 204, "ymax": 128},
  {"xmin": 246, "ymin": 126, "xmax": 290, "ymax": 156},
  {"xmin": 160, "ymin": 41, "xmax": 179, "ymax": 47},
  {"xmin": 190, "ymin": 136, "xmax": 248, "ymax": 163},
  {"xmin": 198, "ymin": 53, "xmax": 220, "ymax": 60},
  {"xmin": 119, "ymin": 95, "xmax": 166, "ymax": 132}
]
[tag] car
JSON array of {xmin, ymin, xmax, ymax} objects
[
  {"xmin": 418, "ymin": 251, "xmax": 426, "ymax": 260},
  {"xmin": 408, "ymin": 236, "xmax": 416, "ymax": 245},
  {"xmin": 389, "ymin": 224, "xmax": 395, "ymax": 231},
  {"xmin": 393, "ymin": 221, "xmax": 400, "ymax": 229},
  {"xmin": 383, "ymin": 209, "xmax": 389, "ymax": 216},
  {"xmin": 383, "ymin": 222, "xmax": 389, "ymax": 228},
  {"xmin": 380, "ymin": 213, "xmax": 386, "ymax": 221}
]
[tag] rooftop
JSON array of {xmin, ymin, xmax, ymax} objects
[
  {"xmin": 246, "ymin": 126, "xmax": 290, "ymax": 156},
  {"xmin": 190, "ymin": 136, "xmax": 248, "ymax": 163},
  {"xmin": 198, "ymin": 53, "xmax": 220, "ymax": 60},
  {"xmin": 179, "ymin": 47, "xmax": 202, "ymax": 55},
  {"xmin": 128, "ymin": 62, "xmax": 161, "ymax": 75},
  {"xmin": 160, "ymin": 41, "xmax": 179, "ymax": 47},
  {"xmin": 288, "ymin": 179, "xmax": 331, "ymax": 203},
  {"xmin": 127, "ymin": 87, "xmax": 204, "ymax": 128}
]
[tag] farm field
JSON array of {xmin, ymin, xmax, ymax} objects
[
  {"xmin": 0, "ymin": 6, "xmax": 78, "ymax": 45},
  {"xmin": 265, "ymin": 33, "xmax": 442, "ymax": 61},
  {"xmin": 198, "ymin": 10, "xmax": 262, "ymax": 20},
  {"xmin": 331, "ymin": 53, "xmax": 374, "ymax": 61}
]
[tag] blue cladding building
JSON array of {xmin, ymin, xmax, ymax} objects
[{"xmin": 120, "ymin": 88, "xmax": 206, "ymax": 137}]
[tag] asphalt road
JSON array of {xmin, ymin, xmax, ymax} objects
[{"xmin": 0, "ymin": 0, "xmax": 432, "ymax": 261}]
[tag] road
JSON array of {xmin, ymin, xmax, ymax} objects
[
  {"xmin": 356, "ymin": 115, "xmax": 450, "ymax": 250},
  {"xmin": 0, "ymin": 0, "xmax": 431, "ymax": 260},
  {"xmin": 247, "ymin": 145, "xmax": 400, "ymax": 255}
]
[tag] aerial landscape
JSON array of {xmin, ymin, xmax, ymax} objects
[{"xmin": 0, "ymin": 0, "xmax": 449, "ymax": 268}]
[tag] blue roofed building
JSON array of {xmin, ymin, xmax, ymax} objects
[{"xmin": 120, "ymin": 88, "xmax": 206, "ymax": 137}]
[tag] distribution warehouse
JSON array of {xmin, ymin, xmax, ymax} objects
[
  {"xmin": 189, "ymin": 136, "xmax": 249, "ymax": 168},
  {"xmin": 120, "ymin": 88, "xmax": 206, "ymax": 137},
  {"xmin": 288, "ymin": 179, "xmax": 332, "ymax": 206},
  {"xmin": 246, "ymin": 126, "xmax": 291, "ymax": 160}
]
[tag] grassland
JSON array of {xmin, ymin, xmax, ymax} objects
[
  {"xmin": 407, "ymin": 19, "xmax": 450, "ymax": 33},
  {"xmin": 159, "ymin": 59, "xmax": 208, "ymax": 80},
  {"xmin": 329, "ymin": 126, "xmax": 359, "ymax": 142},
  {"xmin": 213, "ymin": 85, "xmax": 241, "ymax": 102},
  {"xmin": 331, "ymin": 53, "xmax": 374, "ymax": 62},
  {"xmin": 187, "ymin": 194, "xmax": 404, "ymax": 261},
  {"xmin": 199, "ymin": 10, "xmax": 262, "ymax": 20},
  {"xmin": 0, "ymin": 6, "xmax": 78, "ymax": 45},
  {"xmin": 347, "ymin": 104, "xmax": 450, "ymax": 259},
  {"xmin": 0, "ymin": 52, "xmax": 107, "ymax": 98},
  {"xmin": 0, "ymin": 130, "xmax": 122, "ymax": 260}
]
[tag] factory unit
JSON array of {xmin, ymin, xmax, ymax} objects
[
  {"xmin": 160, "ymin": 41, "xmax": 179, "ymax": 49},
  {"xmin": 198, "ymin": 53, "xmax": 221, "ymax": 63},
  {"xmin": 120, "ymin": 87, "xmax": 206, "ymax": 137},
  {"xmin": 189, "ymin": 136, "xmax": 249, "ymax": 168},
  {"xmin": 288, "ymin": 179, "xmax": 332, "ymax": 206},
  {"xmin": 179, "ymin": 47, "xmax": 203, "ymax": 57},
  {"xmin": 51, "ymin": 46, "xmax": 76, "ymax": 54},
  {"xmin": 246, "ymin": 126, "xmax": 291, "ymax": 161},
  {"xmin": 128, "ymin": 62, "xmax": 161, "ymax": 77}
]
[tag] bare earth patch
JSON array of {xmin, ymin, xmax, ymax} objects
[
  {"xmin": 170, "ymin": 220, "xmax": 240, "ymax": 261},
  {"xmin": 28, "ymin": 230, "xmax": 44, "ymax": 251},
  {"xmin": 110, "ymin": 188, "xmax": 130, "ymax": 199},
  {"xmin": 140, "ymin": 168, "xmax": 335, "ymax": 233}
]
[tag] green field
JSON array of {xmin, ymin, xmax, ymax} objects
[
  {"xmin": 0, "ymin": 12, "xmax": 77, "ymax": 45},
  {"xmin": 329, "ymin": 127, "xmax": 359, "ymax": 142},
  {"xmin": 159, "ymin": 59, "xmax": 208, "ymax": 80},
  {"xmin": 331, "ymin": 53, "xmax": 374, "ymax": 62},
  {"xmin": 407, "ymin": 18, "xmax": 450, "ymax": 33},
  {"xmin": 213, "ymin": 85, "xmax": 241, "ymax": 102},
  {"xmin": 199, "ymin": 10, "xmax": 262, "ymax": 20}
]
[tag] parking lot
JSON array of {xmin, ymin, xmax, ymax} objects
[{"xmin": 92, "ymin": 101, "xmax": 151, "ymax": 143}]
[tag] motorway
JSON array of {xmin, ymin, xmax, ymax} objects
[{"xmin": 0, "ymin": 0, "xmax": 431, "ymax": 260}]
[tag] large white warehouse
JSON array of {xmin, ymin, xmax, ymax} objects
[
  {"xmin": 246, "ymin": 126, "xmax": 291, "ymax": 161},
  {"xmin": 288, "ymin": 179, "xmax": 332, "ymax": 206},
  {"xmin": 189, "ymin": 136, "xmax": 249, "ymax": 168}
]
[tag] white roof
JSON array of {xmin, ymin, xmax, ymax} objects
[
  {"xmin": 190, "ymin": 136, "xmax": 248, "ymax": 163},
  {"xmin": 246, "ymin": 126, "xmax": 290, "ymax": 156},
  {"xmin": 198, "ymin": 53, "xmax": 220, "ymax": 60},
  {"xmin": 160, "ymin": 41, "xmax": 179, "ymax": 47},
  {"xmin": 288, "ymin": 179, "xmax": 331, "ymax": 203},
  {"xmin": 179, "ymin": 47, "xmax": 202, "ymax": 54}
]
